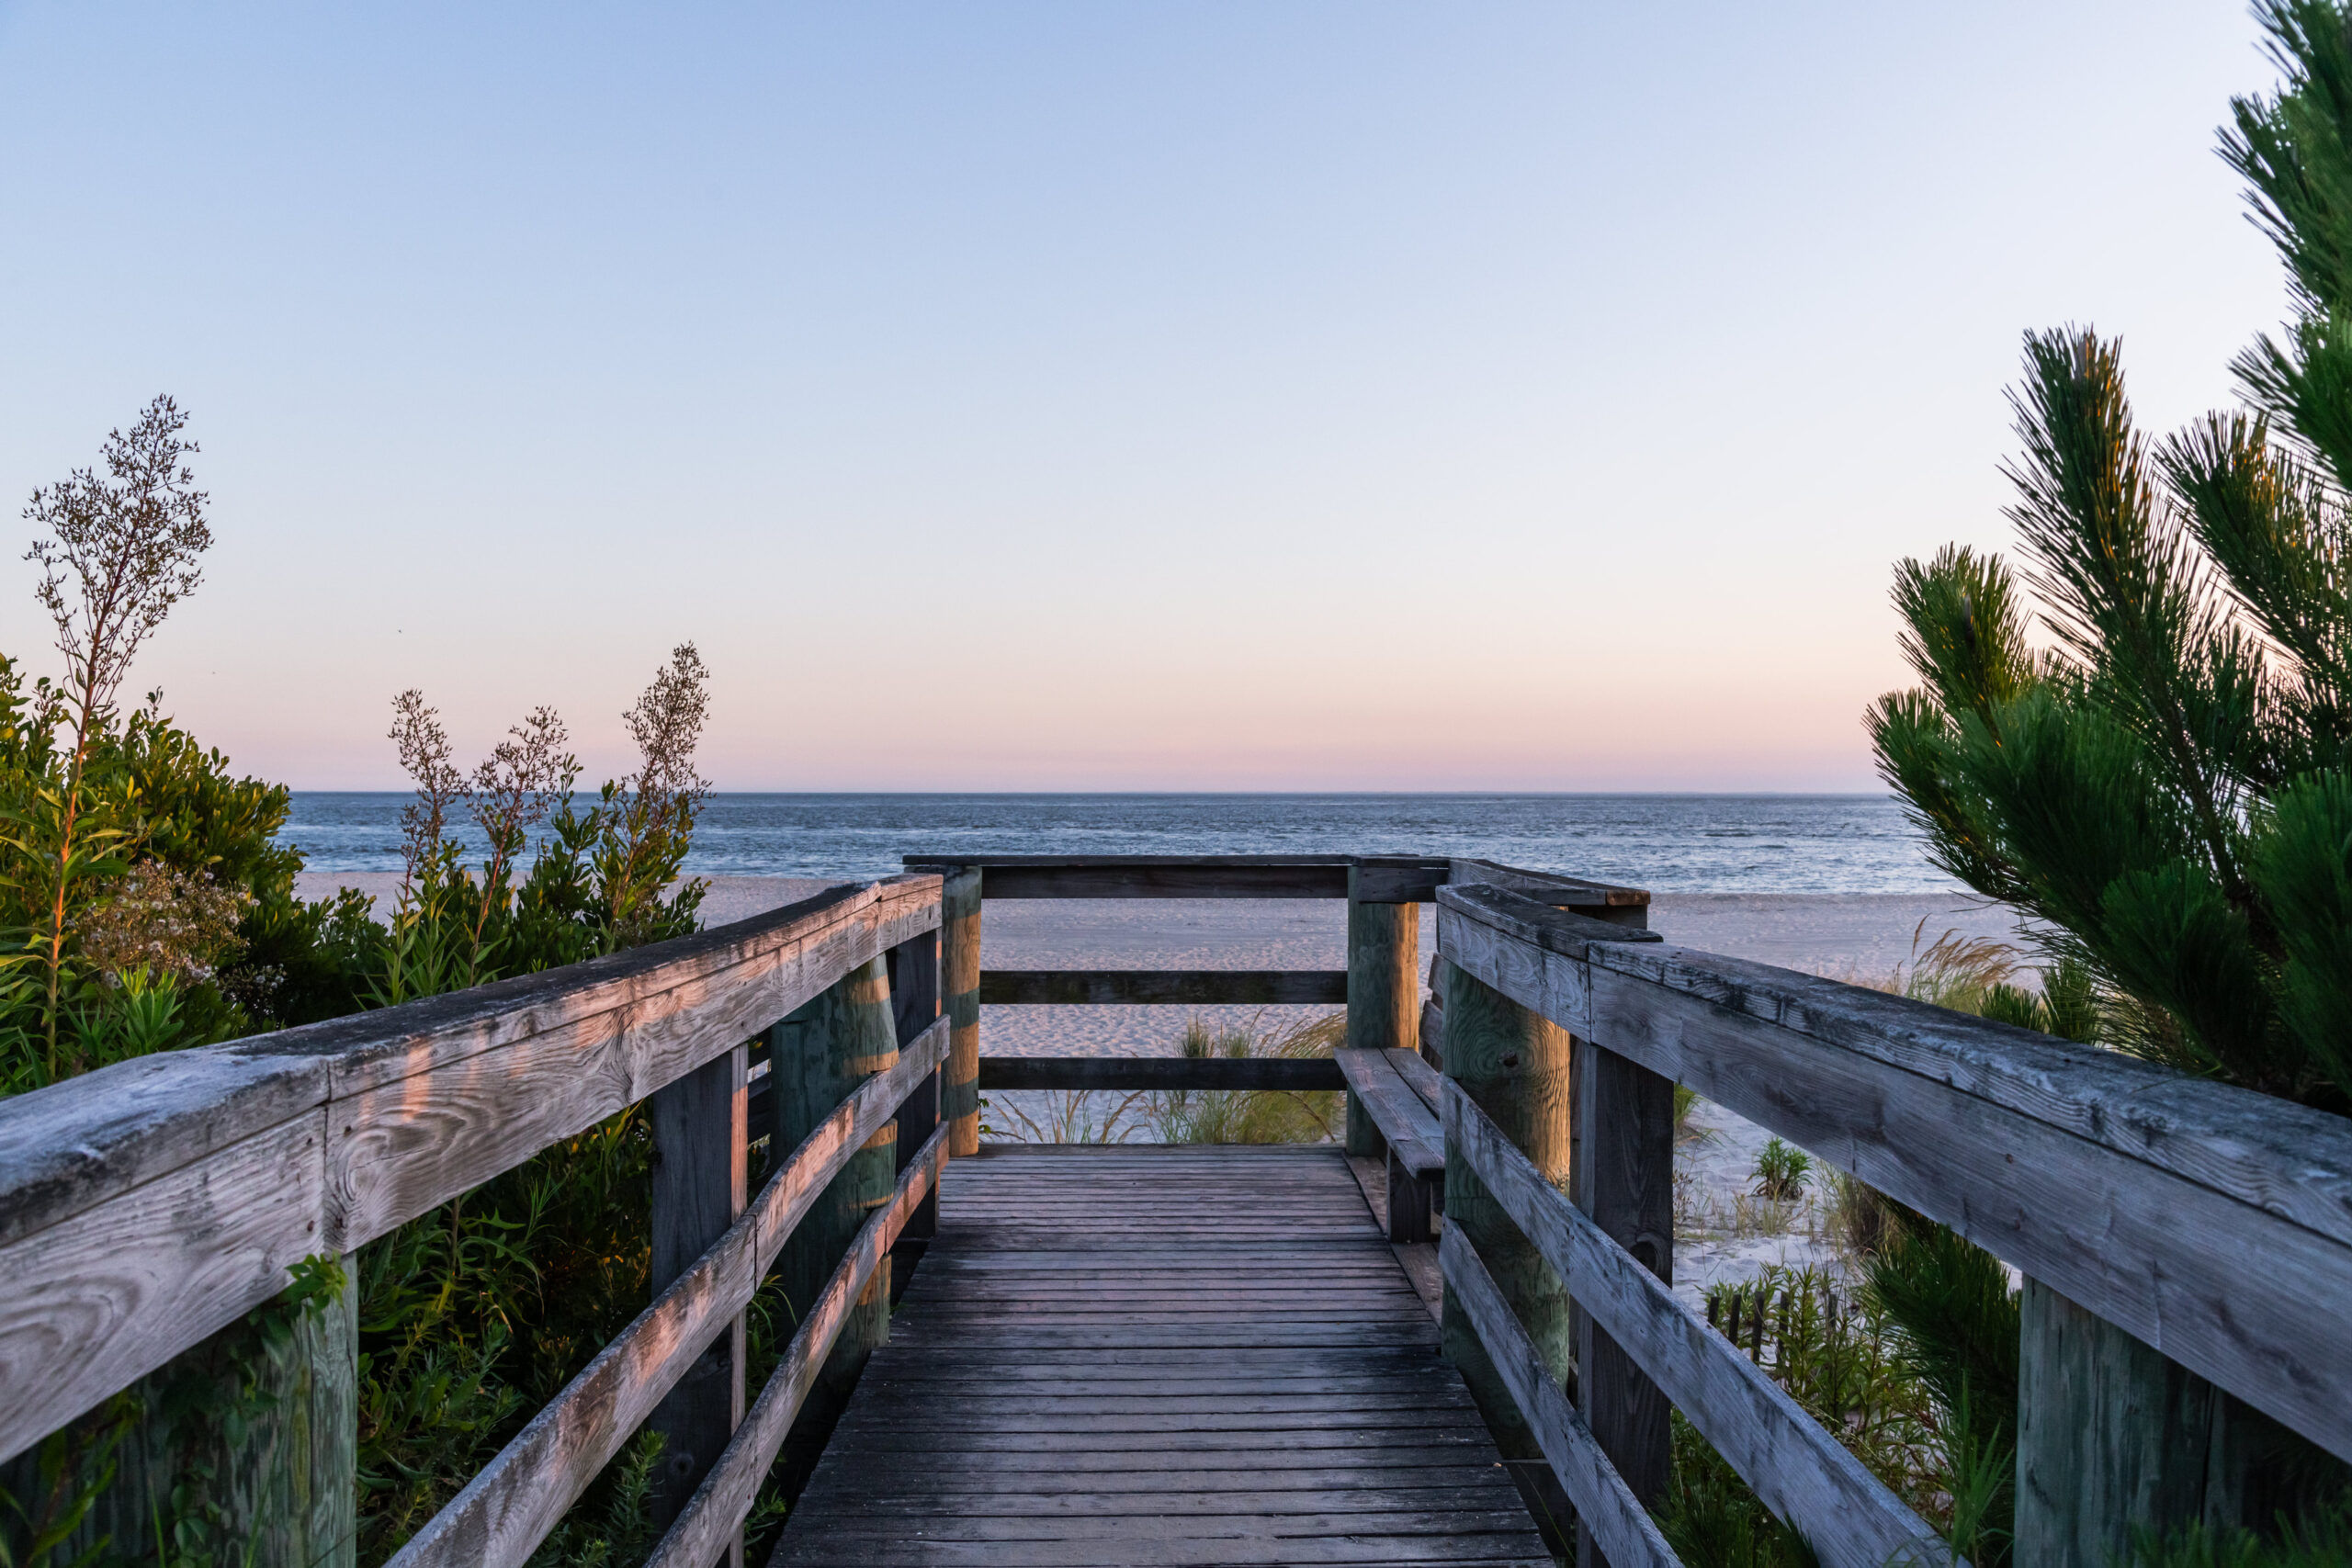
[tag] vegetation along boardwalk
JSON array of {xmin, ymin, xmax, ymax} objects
[
  {"xmin": 6, "ymin": 855, "xmax": 2350, "ymax": 1568},
  {"xmin": 775, "ymin": 1144, "xmax": 1551, "ymax": 1566}
]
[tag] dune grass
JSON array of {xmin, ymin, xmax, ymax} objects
[
  {"xmin": 985, "ymin": 1010, "xmax": 1346, "ymax": 1145},
  {"xmin": 1148, "ymin": 1012, "xmax": 1345, "ymax": 1145}
]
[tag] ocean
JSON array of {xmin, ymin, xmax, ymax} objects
[{"xmin": 279, "ymin": 793, "xmax": 1951, "ymax": 895}]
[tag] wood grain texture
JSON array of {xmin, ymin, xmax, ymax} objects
[
  {"xmin": 1435, "ymin": 882, "xmax": 2352, "ymax": 1463},
  {"xmin": 1420, "ymin": 997, "xmax": 1447, "ymax": 1070},
  {"xmin": 772, "ymin": 960, "xmax": 900, "ymax": 1353},
  {"xmin": 642, "ymin": 1127, "xmax": 945, "ymax": 1568},
  {"xmin": 770, "ymin": 1144, "xmax": 1552, "ymax": 1567},
  {"xmin": 1348, "ymin": 858, "xmax": 1453, "ymax": 905},
  {"xmin": 942, "ymin": 867, "xmax": 982, "ymax": 1156},
  {"xmin": 382, "ymin": 1021, "xmax": 946, "ymax": 1568},
  {"xmin": 903, "ymin": 855, "xmax": 1364, "ymax": 899},
  {"xmin": 1446, "ymin": 861, "xmax": 1650, "ymax": 915},
  {"xmin": 0, "ymin": 871, "xmax": 937, "ymax": 1465},
  {"xmin": 1388, "ymin": 1047, "xmax": 1445, "ymax": 1115},
  {"xmin": 1440, "ymin": 1228, "xmax": 1679, "ymax": 1568},
  {"xmin": 0, "ymin": 877, "xmax": 899, "ymax": 1250},
  {"xmin": 1348, "ymin": 868, "xmax": 1419, "ymax": 1062},
  {"xmin": 334, "ymin": 877, "xmax": 940, "ymax": 1249},
  {"xmin": 0, "ymin": 1247, "xmax": 361, "ymax": 1568},
  {"xmin": 979, "ymin": 970, "xmax": 1350, "ymax": 1005},
  {"xmin": 2015, "ymin": 1278, "xmax": 2245, "ymax": 1568},
  {"xmin": 888, "ymin": 931, "xmax": 943, "ymax": 1255},
  {"xmin": 976, "ymin": 1057, "xmax": 1345, "ymax": 1091},
  {"xmin": 0, "ymin": 1109, "xmax": 328, "ymax": 1468},
  {"xmin": 1442, "ymin": 1079, "xmax": 1949, "ymax": 1568},
  {"xmin": 646, "ymin": 1044, "xmax": 749, "ymax": 1547},
  {"xmin": 1332, "ymin": 1052, "xmax": 1442, "ymax": 1178},
  {"xmin": 1438, "ymin": 961, "xmax": 1573, "ymax": 1465},
  {"xmin": 1334, "ymin": 1049, "xmax": 1442, "ymax": 1244},
  {"xmin": 1572, "ymin": 1042, "xmax": 1675, "ymax": 1567}
]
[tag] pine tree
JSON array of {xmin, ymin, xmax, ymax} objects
[{"xmin": 1872, "ymin": 0, "xmax": 2352, "ymax": 1111}]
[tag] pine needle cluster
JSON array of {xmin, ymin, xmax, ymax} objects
[{"xmin": 1872, "ymin": 1, "xmax": 2352, "ymax": 1111}]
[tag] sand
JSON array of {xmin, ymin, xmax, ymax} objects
[{"xmin": 295, "ymin": 873, "xmax": 2021, "ymax": 1300}]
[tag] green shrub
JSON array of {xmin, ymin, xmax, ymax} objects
[{"xmin": 1751, "ymin": 1138, "xmax": 1812, "ymax": 1201}]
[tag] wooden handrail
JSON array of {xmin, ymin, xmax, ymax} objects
[
  {"xmin": 29, "ymin": 848, "xmax": 2344, "ymax": 1563},
  {"xmin": 978, "ymin": 969, "xmax": 1349, "ymax": 1005},
  {"xmin": 1442, "ymin": 1077, "xmax": 1946, "ymax": 1568},
  {"xmin": 0, "ymin": 874, "xmax": 942, "ymax": 1467},
  {"xmin": 1438, "ymin": 1226, "xmax": 1680, "ymax": 1568},
  {"xmin": 902, "ymin": 854, "xmax": 1385, "ymax": 899},
  {"xmin": 645, "ymin": 1122, "xmax": 945, "ymax": 1568},
  {"xmin": 385, "ymin": 1019, "xmax": 948, "ymax": 1568},
  {"xmin": 1436, "ymin": 881, "xmax": 2352, "ymax": 1464},
  {"xmin": 899, "ymin": 852, "xmax": 1651, "ymax": 909},
  {"xmin": 975, "ymin": 1056, "xmax": 1344, "ymax": 1092}
]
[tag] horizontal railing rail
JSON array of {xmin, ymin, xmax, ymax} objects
[
  {"xmin": 27, "ymin": 849, "xmax": 2335, "ymax": 1564},
  {"xmin": 0, "ymin": 871, "xmax": 949, "ymax": 1568},
  {"xmin": 1438, "ymin": 1225, "xmax": 1679, "ymax": 1568},
  {"xmin": 903, "ymin": 852, "xmax": 1649, "ymax": 911},
  {"xmin": 1432, "ymin": 877, "xmax": 2352, "ymax": 1564},
  {"xmin": 911, "ymin": 852, "xmax": 1651, "ymax": 1161},
  {"xmin": 387, "ymin": 1021, "xmax": 949, "ymax": 1568},
  {"xmin": 645, "ymin": 1122, "xmax": 945, "ymax": 1568},
  {"xmin": 1444, "ymin": 1077, "xmax": 1944, "ymax": 1568},
  {"xmin": 975, "ymin": 1056, "xmax": 1345, "ymax": 1092},
  {"xmin": 978, "ymin": 968, "xmax": 1351, "ymax": 1005},
  {"xmin": 1437, "ymin": 881, "xmax": 2352, "ymax": 1462}
]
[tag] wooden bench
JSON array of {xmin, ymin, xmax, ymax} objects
[{"xmin": 1334, "ymin": 1047, "xmax": 1445, "ymax": 1243}]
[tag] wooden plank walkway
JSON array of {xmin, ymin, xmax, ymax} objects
[{"xmin": 774, "ymin": 1143, "xmax": 1552, "ymax": 1566}]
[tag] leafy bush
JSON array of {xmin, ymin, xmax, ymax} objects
[
  {"xmin": 347, "ymin": 652, "xmax": 715, "ymax": 1564},
  {"xmin": 2, "ymin": 397, "xmax": 749, "ymax": 1568}
]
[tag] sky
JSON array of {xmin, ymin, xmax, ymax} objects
[{"xmin": 0, "ymin": 2, "xmax": 2299, "ymax": 792}]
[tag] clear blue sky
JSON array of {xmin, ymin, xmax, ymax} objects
[{"xmin": 0, "ymin": 2, "xmax": 2291, "ymax": 791}]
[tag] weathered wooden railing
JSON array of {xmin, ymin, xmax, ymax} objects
[
  {"xmin": 899, "ymin": 852, "xmax": 1648, "ymax": 1139},
  {"xmin": 7, "ymin": 852, "xmax": 2350, "ymax": 1568},
  {"xmin": 1432, "ymin": 880, "xmax": 2352, "ymax": 1568},
  {"xmin": 0, "ymin": 874, "xmax": 949, "ymax": 1568}
]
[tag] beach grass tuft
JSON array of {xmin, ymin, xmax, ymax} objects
[{"xmin": 1148, "ymin": 1011, "xmax": 1344, "ymax": 1145}]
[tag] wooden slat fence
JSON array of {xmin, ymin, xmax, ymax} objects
[
  {"xmin": 1432, "ymin": 878, "xmax": 2352, "ymax": 1568},
  {"xmin": 0, "ymin": 873, "xmax": 951, "ymax": 1568},
  {"xmin": 6, "ymin": 853, "xmax": 2350, "ymax": 1568},
  {"xmin": 899, "ymin": 852, "xmax": 1650, "ymax": 1153}
]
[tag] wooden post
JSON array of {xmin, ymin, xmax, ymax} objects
[
  {"xmin": 942, "ymin": 867, "xmax": 983, "ymax": 1156},
  {"xmin": 1346, "ymin": 866, "xmax": 1418, "ymax": 1156},
  {"xmin": 775, "ymin": 958, "xmax": 899, "ymax": 1351},
  {"xmin": 0, "ymin": 1255, "xmax": 358, "ymax": 1568},
  {"xmin": 888, "ymin": 929, "xmax": 942, "ymax": 1299},
  {"xmin": 767, "ymin": 957, "xmax": 900, "ymax": 1507},
  {"xmin": 2015, "ymin": 1279, "xmax": 2263, "ymax": 1568},
  {"xmin": 1438, "ymin": 961, "xmax": 1573, "ymax": 1440},
  {"xmin": 646, "ymin": 1043, "xmax": 749, "ymax": 1563},
  {"xmin": 1571, "ymin": 1039, "xmax": 1674, "ymax": 1568}
]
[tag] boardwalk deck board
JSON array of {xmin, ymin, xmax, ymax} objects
[{"xmin": 772, "ymin": 1144, "xmax": 1551, "ymax": 1568}]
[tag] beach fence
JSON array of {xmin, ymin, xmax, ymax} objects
[{"xmin": 0, "ymin": 856, "xmax": 2345, "ymax": 1568}]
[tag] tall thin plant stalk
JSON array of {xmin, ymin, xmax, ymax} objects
[{"xmin": 16, "ymin": 397, "xmax": 211, "ymax": 1075}]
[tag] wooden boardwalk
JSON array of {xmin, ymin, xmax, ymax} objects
[{"xmin": 774, "ymin": 1144, "xmax": 1552, "ymax": 1566}]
